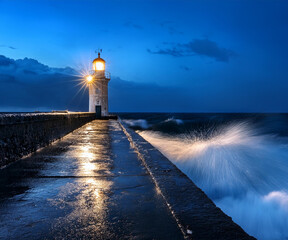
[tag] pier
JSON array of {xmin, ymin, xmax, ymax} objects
[{"xmin": 0, "ymin": 119, "xmax": 254, "ymax": 239}]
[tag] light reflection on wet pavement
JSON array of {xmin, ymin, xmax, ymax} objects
[{"xmin": 0, "ymin": 120, "xmax": 183, "ymax": 239}]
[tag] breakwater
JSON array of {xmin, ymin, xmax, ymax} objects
[
  {"xmin": 0, "ymin": 117, "xmax": 255, "ymax": 239},
  {"xmin": 120, "ymin": 120, "xmax": 255, "ymax": 239},
  {"xmin": 0, "ymin": 112, "xmax": 95, "ymax": 167}
]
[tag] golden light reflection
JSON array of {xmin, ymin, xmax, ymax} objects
[
  {"xmin": 86, "ymin": 178, "xmax": 104, "ymax": 199},
  {"xmin": 82, "ymin": 162, "xmax": 96, "ymax": 172},
  {"xmin": 76, "ymin": 145, "xmax": 98, "ymax": 175},
  {"xmin": 48, "ymin": 121, "xmax": 114, "ymax": 235},
  {"xmin": 79, "ymin": 146, "xmax": 95, "ymax": 160},
  {"xmin": 49, "ymin": 178, "xmax": 113, "ymax": 235}
]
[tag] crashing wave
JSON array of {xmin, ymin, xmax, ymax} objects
[
  {"xmin": 123, "ymin": 119, "xmax": 149, "ymax": 129},
  {"xmin": 139, "ymin": 122, "xmax": 288, "ymax": 240}
]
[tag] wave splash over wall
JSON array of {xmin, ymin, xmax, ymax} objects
[
  {"xmin": 123, "ymin": 119, "xmax": 150, "ymax": 129},
  {"xmin": 138, "ymin": 122, "xmax": 288, "ymax": 240}
]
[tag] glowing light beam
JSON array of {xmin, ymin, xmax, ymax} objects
[{"xmin": 86, "ymin": 75, "xmax": 93, "ymax": 83}]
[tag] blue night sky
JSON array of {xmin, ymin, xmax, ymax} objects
[{"xmin": 0, "ymin": 0, "xmax": 288, "ymax": 112}]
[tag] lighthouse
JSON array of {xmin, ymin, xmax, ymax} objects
[{"xmin": 86, "ymin": 51, "xmax": 110, "ymax": 117}]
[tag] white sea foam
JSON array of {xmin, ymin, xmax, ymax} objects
[
  {"xmin": 163, "ymin": 117, "xmax": 184, "ymax": 125},
  {"xmin": 123, "ymin": 119, "xmax": 149, "ymax": 129},
  {"xmin": 138, "ymin": 122, "xmax": 288, "ymax": 240}
]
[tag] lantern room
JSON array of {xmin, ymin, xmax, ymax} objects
[{"xmin": 92, "ymin": 52, "xmax": 105, "ymax": 71}]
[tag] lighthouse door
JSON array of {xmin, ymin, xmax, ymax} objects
[{"xmin": 95, "ymin": 105, "xmax": 101, "ymax": 118}]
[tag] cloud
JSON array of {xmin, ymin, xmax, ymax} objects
[
  {"xmin": 147, "ymin": 48, "xmax": 183, "ymax": 57},
  {"xmin": 148, "ymin": 38, "xmax": 236, "ymax": 62},
  {"xmin": 0, "ymin": 55, "xmax": 77, "ymax": 80},
  {"xmin": 0, "ymin": 55, "xmax": 14, "ymax": 66},
  {"xmin": 159, "ymin": 21, "xmax": 183, "ymax": 35},
  {"xmin": 0, "ymin": 55, "xmax": 86, "ymax": 111},
  {"xmin": 0, "ymin": 44, "xmax": 16, "ymax": 50},
  {"xmin": 123, "ymin": 21, "xmax": 143, "ymax": 30},
  {"xmin": 0, "ymin": 55, "xmax": 192, "ymax": 113},
  {"xmin": 180, "ymin": 66, "xmax": 192, "ymax": 71},
  {"xmin": 2, "ymin": 54, "xmax": 286, "ymax": 113}
]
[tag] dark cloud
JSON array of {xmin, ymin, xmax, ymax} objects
[
  {"xmin": 22, "ymin": 69, "xmax": 38, "ymax": 75},
  {"xmin": 167, "ymin": 26, "xmax": 183, "ymax": 35},
  {"xmin": 0, "ymin": 44, "xmax": 16, "ymax": 50},
  {"xmin": 123, "ymin": 21, "xmax": 143, "ymax": 30},
  {"xmin": 0, "ymin": 55, "xmax": 192, "ymax": 112},
  {"xmin": 0, "ymin": 55, "xmax": 86, "ymax": 111},
  {"xmin": 147, "ymin": 48, "xmax": 184, "ymax": 57},
  {"xmin": 148, "ymin": 38, "xmax": 236, "ymax": 62},
  {"xmin": 159, "ymin": 21, "xmax": 183, "ymax": 35},
  {"xmin": 180, "ymin": 66, "xmax": 192, "ymax": 71},
  {"xmin": 0, "ymin": 55, "xmax": 14, "ymax": 66},
  {"xmin": 159, "ymin": 21, "xmax": 173, "ymax": 27},
  {"xmin": 1, "ymin": 55, "xmax": 286, "ymax": 113},
  {"xmin": 0, "ymin": 55, "xmax": 77, "ymax": 78}
]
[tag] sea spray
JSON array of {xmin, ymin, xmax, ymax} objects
[
  {"xmin": 163, "ymin": 117, "xmax": 184, "ymax": 125},
  {"xmin": 123, "ymin": 119, "xmax": 150, "ymax": 129},
  {"xmin": 138, "ymin": 122, "xmax": 288, "ymax": 240}
]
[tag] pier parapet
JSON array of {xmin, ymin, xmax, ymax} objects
[{"xmin": 0, "ymin": 112, "xmax": 95, "ymax": 167}]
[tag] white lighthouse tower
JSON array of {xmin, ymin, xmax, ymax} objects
[{"xmin": 86, "ymin": 51, "xmax": 110, "ymax": 117}]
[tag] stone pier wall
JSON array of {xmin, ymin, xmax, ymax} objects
[
  {"xmin": 119, "ymin": 120, "xmax": 255, "ymax": 240},
  {"xmin": 0, "ymin": 113, "xmax": 95, "ymax": 167}
]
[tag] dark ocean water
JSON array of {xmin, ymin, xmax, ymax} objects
[{"xmin": 118, "ymin": 113, "xmax": 288, "ymax": 240}]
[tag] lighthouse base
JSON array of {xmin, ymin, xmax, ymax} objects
[{"xmin": 95, "ymin": 105, "xmax": 101, "ymax": 118}]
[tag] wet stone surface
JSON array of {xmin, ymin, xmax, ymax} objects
[
  {"xmin": 0, "ymin": 120, "xmax": 183, "ymax": 239},
  {"xmin": 0, "ymin": 113, "xmax": 96, "ymax": 167}
]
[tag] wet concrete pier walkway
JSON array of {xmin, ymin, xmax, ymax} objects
[{"xmin": 0, "ymin": 120, "xmax": 184, "ymax": 239}]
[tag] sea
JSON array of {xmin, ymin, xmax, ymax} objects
[{"xmin": 118, "ymin": 113, "xmax": 288, "ymax": 240}]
